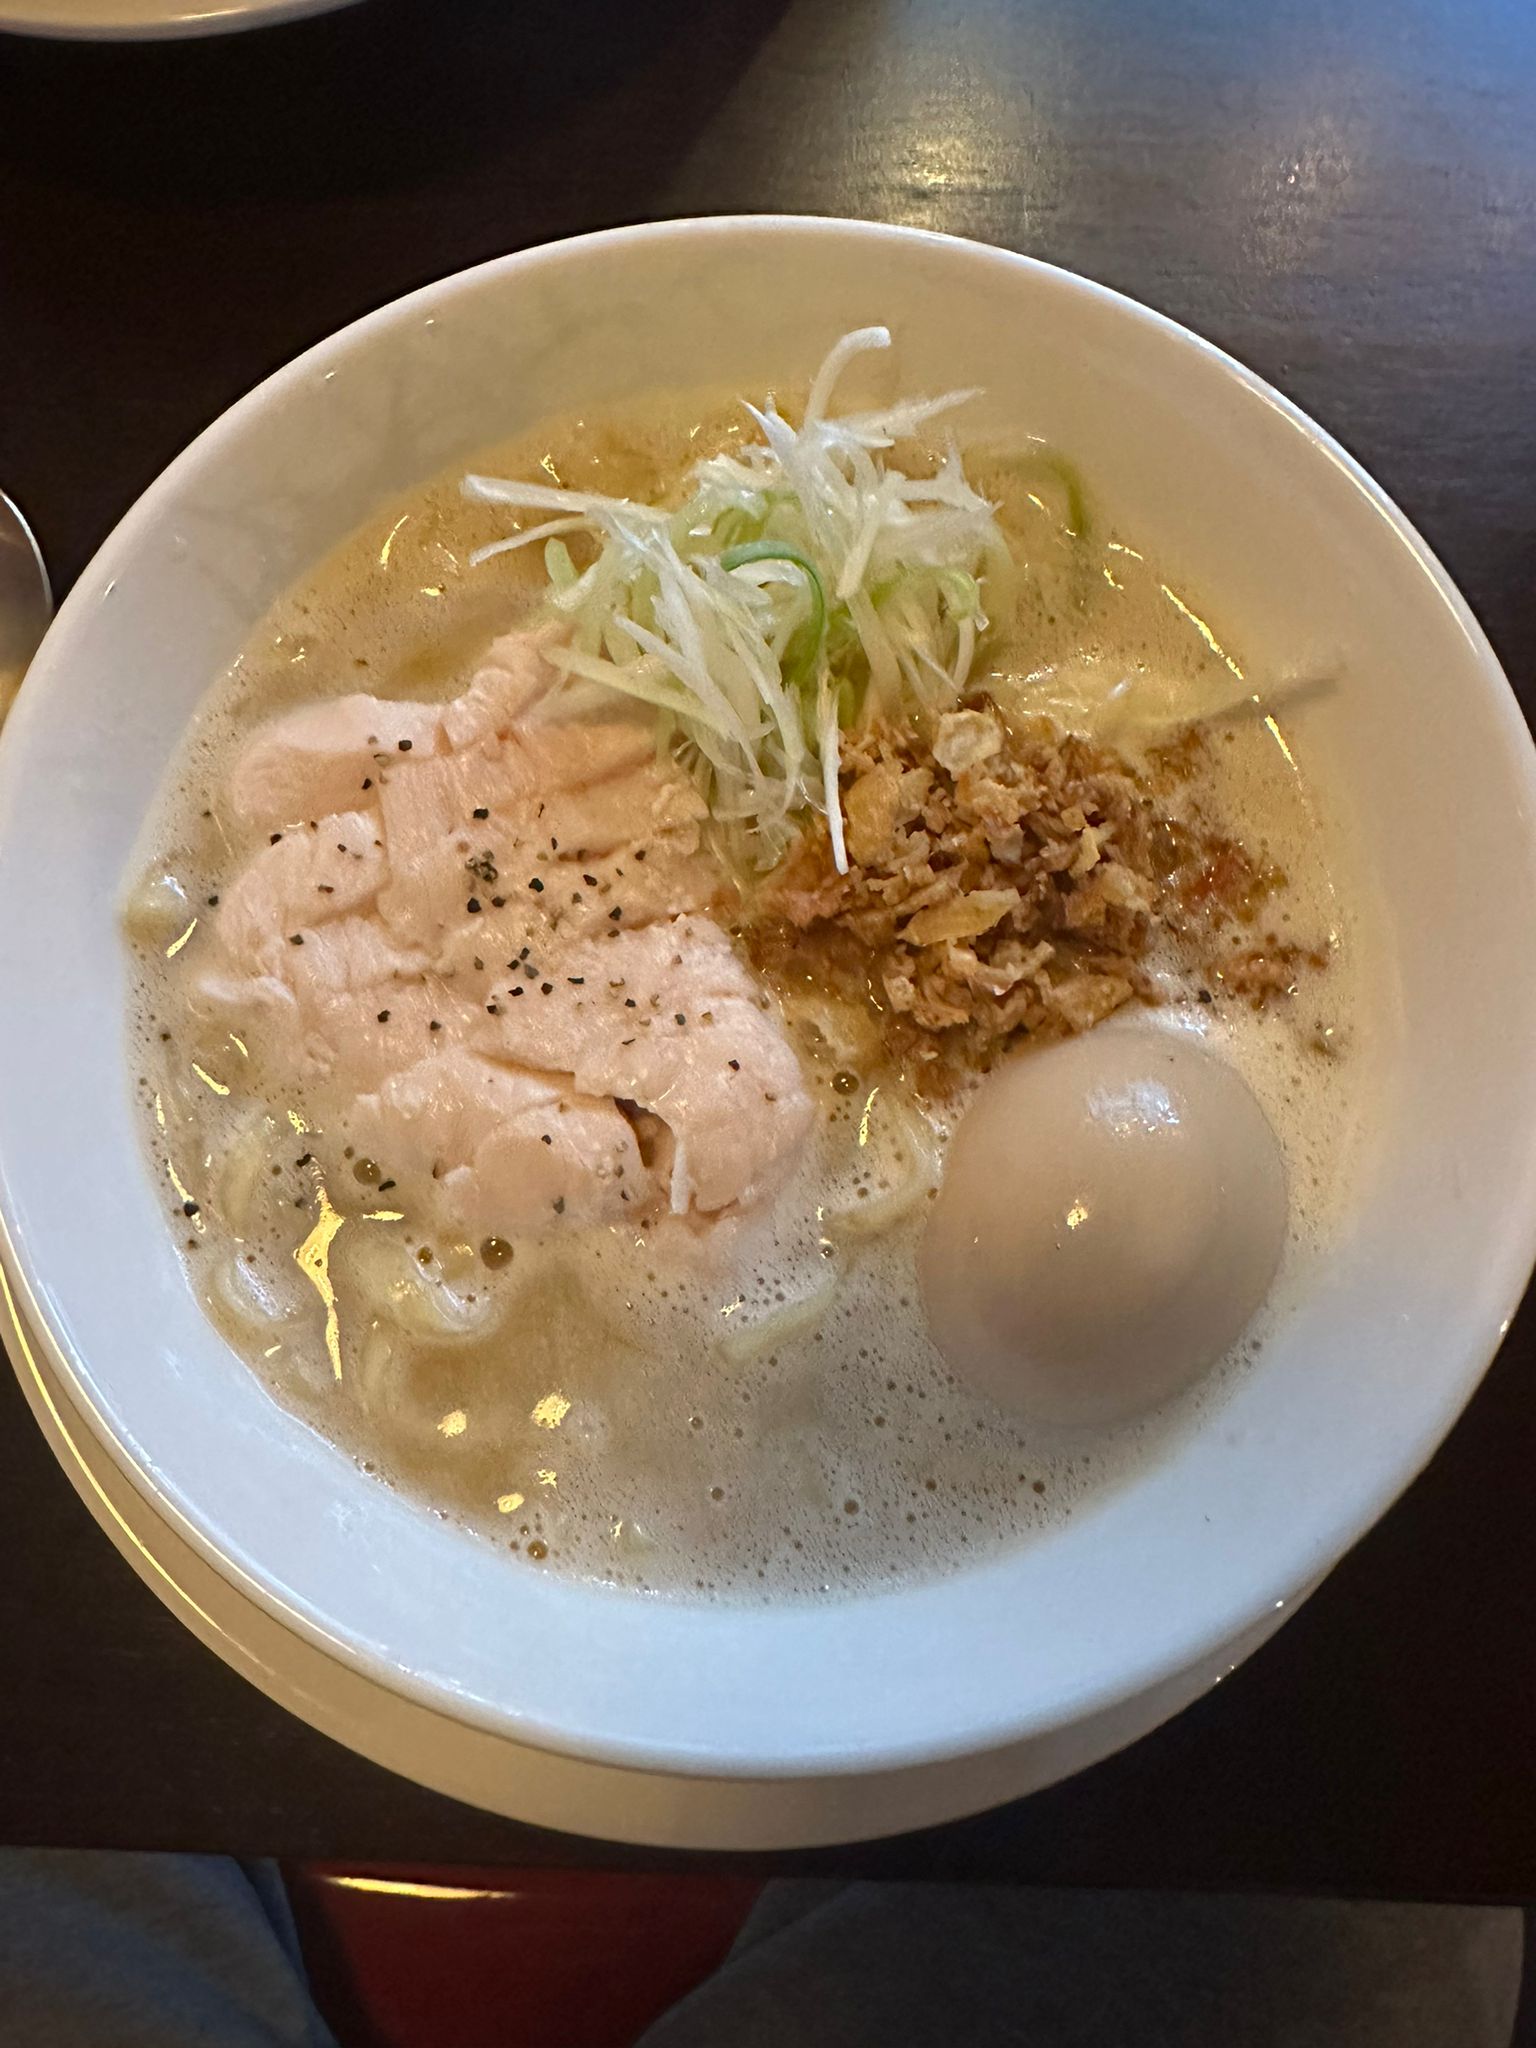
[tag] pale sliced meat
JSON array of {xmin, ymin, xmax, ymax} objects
[
  {"xmin": 302, "ymin": 983, "xmax": 479, "ymax": 1093},
  {"xmin": 196, "ymin": 895, "xmax": 438, "ymax": 1091},
  {"xmin": 188, "ymin": 967, "xmax": 299, "ymax": 1044},
  {"xmin": 531, "ymin": 765, "xmax": 708, "ymax": 862},
  {"xmin": 557, "ymin": 837, "xmax": 722, "ymax": 931},
  {"xmin": 230, "ymin": 696, "xmax": 444, "ymax": 830},
  {"xmin": 439, "ymin": 626, "xmax": 565, "ymax": 750},
  {"xmin": 193, "ymin": 823, "xmax": 406, "ymax": 1075},
  {"xmin": 207, "ymin": 626, "xmax": 809, "ymax": 1235},
  {"xmin": 284, "ymin": 914, "xmax": 427, "ymax": 998},
  {"xmin": 513, "ymin": 721, "xmax": 654, "ymax": 791},
  {"xmin": 193, "ymin": 977, "xmax": 478, "ymax": 1096},
  {"xmin": 226, "ymin": 624, "xmax": 644, "ymax": 831},
  {"xmin": 227, "ymin": 624, "xmax": 563, "ymax": 835},
  {"xmin": 423, "ymin": 820, "xmax": 726, "ymax": 981},
  {"xmin": 347, "ymin": 1047, "xmax": 648, "ymax": 1233},
  {"xmin": 374, "ymin": 747, "xmax": 535, "ymax": 948},
  {"xmin": 436, "ymin": 834, "xmax": 724, "ymax": 969},
  {"xmin": 280, "ymin": 922, "xmax": 438, "ymax": 1087},
  {"xmin": 375, "ymin": 746, "xmax": 525, "ymax": 875},
  {"xmin": 472, "ymin": 916, "xmax": 812, "ymax": 1213},
  {"xmin": 214, "ymin": 812, "xmax": 386, "ymax": 980},
  {"xmin": 376, "ymin": 724, "xmax": 714, "ymax": 959}
]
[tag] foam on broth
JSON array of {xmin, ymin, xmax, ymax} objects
[{"xmin": 126, "ymin": 390, "xmax": 1368, "ymax": 1601}]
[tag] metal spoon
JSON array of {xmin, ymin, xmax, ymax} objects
[{"xmin": 0, "ymin": 490, "xmax": 52, "ymax": 725}]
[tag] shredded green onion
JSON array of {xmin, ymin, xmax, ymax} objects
[
  {"xmin": 463, "ymin": 328, "xmax": 1013, "ymax": 872},
  {"xmin": 721, "ymin": 541, "xmax": 827, "ymax": 689}
]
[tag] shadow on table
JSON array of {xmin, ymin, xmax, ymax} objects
[{"xmin": 0, "ymin": 0, "xmax": 789, "ymax": 205}]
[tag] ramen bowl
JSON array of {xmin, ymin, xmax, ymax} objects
[{"xmin": 0, "ymin": 219, "xmax": 1532, "ymax": 1830}]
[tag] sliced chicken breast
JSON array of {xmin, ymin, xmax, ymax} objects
[
  {"xmin": 205, "ymin": 626, "xmax": 809, "ymax": 1235},
  {"xmin": 230, "ymin": 698, "xmax": 445, "ymax": 832},
  {"xmin": 347, "ymin": 1047, "xmax": 649, "ymax": 1233},
  {"xmin": 214, "ymin": 811, "xmax": 387, "ymax": 980},
  {"xmin": 473, "ymin": 915, "xmax": 813, "ymax": 1214}
]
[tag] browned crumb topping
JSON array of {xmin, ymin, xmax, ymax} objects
[{"xmin": 745, "ymin": 701, "xmax": 1319, "ymax": 1083}]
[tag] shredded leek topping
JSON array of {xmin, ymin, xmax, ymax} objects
[{"xmin": 463, "ymin": 328, "xmax": 1014, "ymax": 871}]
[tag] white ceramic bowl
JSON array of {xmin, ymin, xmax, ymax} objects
[
  {"xmin": 0, "ymin": 0, "xmax": 359, "ymax": 40},
  {"xmin": 2, "ymin": 219, "xmax": 1534, "ymax": 1795}
]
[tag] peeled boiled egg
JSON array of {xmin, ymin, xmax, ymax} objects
[{"xmin": 918, "ymin": 1032, "xmax": 1287, "ymax": 1428}]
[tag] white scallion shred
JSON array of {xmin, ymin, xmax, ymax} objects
[{"xmin": 462, "ymin": 328, "xmax": 1012, "ymax": 871}]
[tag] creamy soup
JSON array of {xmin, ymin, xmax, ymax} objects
[{"xmin": 125, "ymin": 339, "xmax": 1364, "ymax": 1600}]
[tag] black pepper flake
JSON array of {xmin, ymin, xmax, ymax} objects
[
  {"xmin": 466, "ymin": 898, "xmax": 482, "ymax": 914},
  {"xmin": 397, "ymin": 738, "xmax": 413, "ymax": 752},
  {"xmin": 608, "ymin": 906, "xmax": 623, "ymax": 921},
  {"xmin": 550, "ymin": 836, "xmax": 559, "ymax": 851},
  {"xmin": 377, "ymin": 1009, "xmax": 391, "ymax": 1023},
  {"xmin": 541, "ymin": 1134, "xmax": 553, "ymax": 1146},
  {"xmin": 623, "ymin": 997, "xmax": 637, "ymax": 1009},
  {"xmin": 540, "ymin": 982, "xmax": 553, "ymax": 995},
  {"xmin": 362, "ymin": 777, "xmax": 373, "ymax": 790},
  {"xmin": 466, "ymin": 850, "xmax": 498, "ymax": 884},
  {"xmin": 728, "ymin": 1059, "xmax": 740, "ymax": 1071},
  {"xmin": 472, "ymin": 806, "xmax": 489, "ymax": 820},
  {"xmin": 620, "ymin": 1036, "xmax": 636, "ymax": 1046},
  {"xmin": 518, "ymin": 946, "xmax": 531, "ymax": 961},
  {"xmin": 571, "ymin": 892, "xmax": 583, "ymax": 906},
  {"xmin": 472, "ymin": 956, "xmax": 484, "ymax": 972},
  {"xmin": 429, "ymin": 1020, "xmax": 442, "ymax": 1032},
  {"xmin": 1198, "ymin": 988, "xmax": 1214, "ymax": 1004},
  {"xmin": 270, "ymin": 832, "xmax": 283, "ymax": 845},
  {"xmin": 159, "ymin": 1031, "xmax": 171, "ymax": 1042},
  {"xmin": 675, "ymin": 1012, "xmax": 687, "ymax": 1026},
  {"xmin": 491, "ymin": 896, "xmax": 506, "ymax": 909},
  {"xmin": 486, "ymin": 1002, "xmax": 501, "ymax": 1015},
  {"xmin": 289, "ymin": 933, "xmax": 304, "ymax": 946},
  {"xmin": 582, "ymin": 873, "xmax": 598, "ymax": 887},
  {"xmin": 567, "ymin": 976, "xmax": 584, "ymax": 986},
  {"xmin": 528, "ymin": 876, "xmax": 545, "ymax": 893},
  {"xmin": 296, "ymin": 1153, "xmax": 313, "ymax": 1167},
  {"xmin": 182, "ymin": 1199, "xmax": 199, "ymax": 1217},
  {"xmin": 553, "ymin": 1196, "xmax": 566, "ymax": 1215},
  {"xmin": 206, "ymin": 894, "xmax": 220, "ymax": 907},
  {"xmin": 510, "ymin": 986, "xmax": 523, "ymax": 997},
  {"xmin": 377, "ymin": 1179, "xmax": 396, "ymax": 1192}
]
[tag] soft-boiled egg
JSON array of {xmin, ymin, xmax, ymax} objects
[{"xmin": 919, "ymin": 1032, "xmax": 1287, "ymax": 1428}]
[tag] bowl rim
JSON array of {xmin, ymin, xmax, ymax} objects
[
  {"xmin": 0, "ymin": 0, "xmax": 361, "ymax": 43},
  {"xmin": 3, "ymin": 213, "xmax": 1535, "ymax": 1780}
]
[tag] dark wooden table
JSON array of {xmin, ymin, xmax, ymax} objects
[{"xmin": 0, "ymin": 0, "xmax": 1533, "ymax": 1893}]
